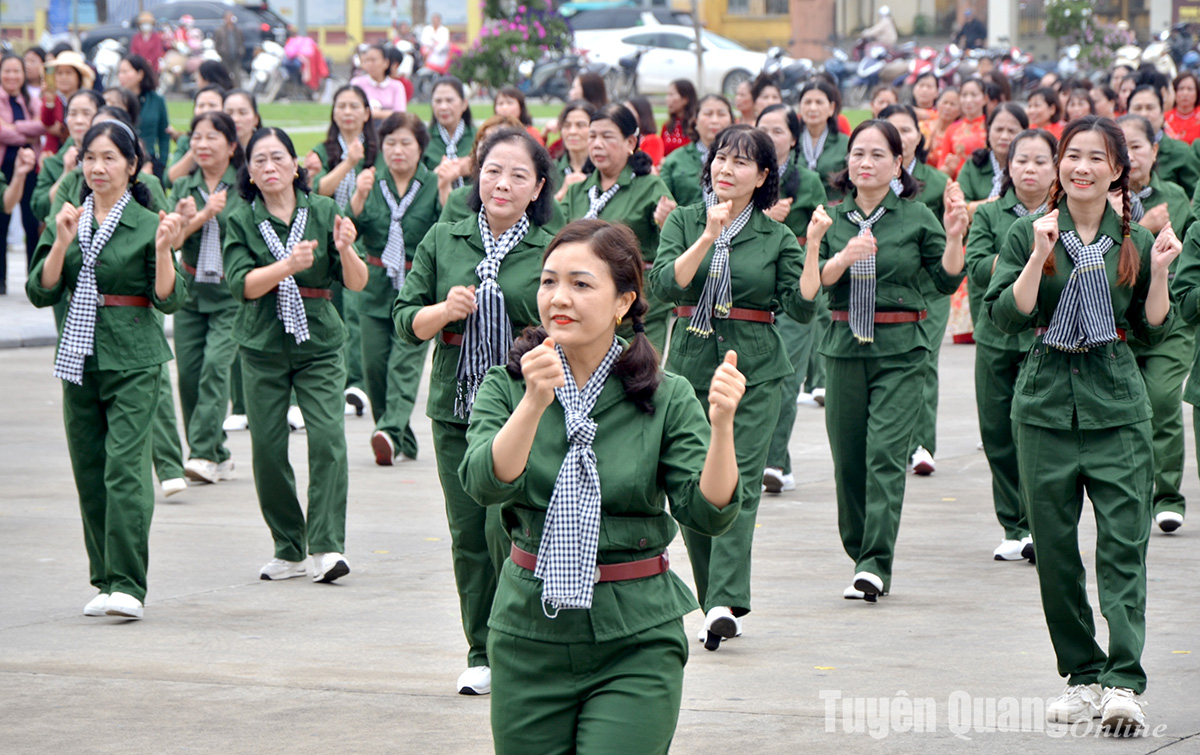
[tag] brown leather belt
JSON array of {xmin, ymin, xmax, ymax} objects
[
  {"xmin": 441, "ymin": 330, "xmax": 463, "ymax": 346},
  {"xmin": 182, "ymin": 261, "xmax": 224, "ymax": 280},
  {"xmin": 268, "ymin": 286, "xmax": 333, "ymax": 300},
  {"xmin": 831, "ymin": 310, "xmax": 927, "ymax": 323},
  {"xmin": 674, "ymin": 305, "xmax": 775, "ymax": 324},
  {"xmin": 367, "ymin": 256, "xmax": 413, "ymax": 271},
  {"xmin": 98, "ymin": 294, "xmax": 151, "ymax": 307},
  {"xmin": 510, "ymin": 544, "xmax": 669, "ymax": 584},
  {"xmin": 1035, "ymin": 327, "xmax": 1127, "ymax": 341}
]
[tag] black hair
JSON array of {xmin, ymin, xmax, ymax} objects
[
  {"xmin": 323, "ymin": 84, "xmax": 379, "ymax": 169},
  {"xmin": 690, "ymin": 93, "xmax": 733, "ymax": 144},
  {"xmin": 189, "ymin": 111, "xmax": 245, "ymax": 170},
  {"xmin": 49, "ymin": 41, "xmax": 74, "ymax": 57},
  {"xmin": 67, "ymin": 88, "xmax": 105, "ymax": 113},
  {"xmin": 665, "ymin": 79, "xmax": 697, "ymax": 134},
  {"xmin": 466, "ymin": 127, "xmax": 555, "ymax": 227},
  {"xmin": 429, "ymin": 75, "xmax": 474, "ymax": 129},
  {"xmin": 1066, "ymin": 86, "xmax": 1095, "ymax": 117},
  {"xmin": 194, "ymin": 84, "xmax": 227, "ymax": 105},
  {"xmin": 700, "ymin": 124, "xmax": 779, "ymax": 211},
  {"xmin": 798, "ymin": 80, "xmax": 841, "ymax": 135},
  {"xmin": 971, "ymin": 102, "xmax": 1029, "ymax": 167},
  {"xmin": 223, "ymin": 89, "xmax": 263, "ymax": 132},
  {"xmin": 1028, "ymin": 86, "xmax": 1062, "ymax": 123},
  {"xmin": 378, "ymin": 111, "xmax": 430, "ymax": 154},
  {"xmin": 997, "ymin": 128, "xmax": 1057, "ymax": 196},
  {"xmin": 1135, "ymin": 68, "xmax": 1170, "ymax": 95},
  {"xmin": 103, "ymin": 86, "xmax": 141, "ymax": 124},
  {"xmin": 575, "ymin": 72, "xmax": 608, "ymax": 110},
  {"xmin": 1, "ymin": 54, "xmax": 31, "ymax": 104},
  {"xmin": 832, "ymin": 119, "xmax": 919, "ymax": 199},
  {"xmin": 122, "ymin": 54, "xmax": 158, "ymax": 95},
  {"xmin": 1129, "ymin": 84, "xmax": 1164, "ymax": 113},
  {"xmin": 1116, "ymin": 113, "xmax": 1159, "ymax": 178},
  {"xmin": 496, "ymin": 85, "xmax": 533, "ymax": 126},
  {"xmin": 869, "ymin": 84, "xmax": 899, "ymax": 109},
  {"xmin": 78, "ymin": 121, "xmax": 152, "ymax": 208},
  {"xmin": 626, "ymin": 96, "xmax": 658, "ymax": 139},
  {"xmin": 237, "ymin": 127, "xmax": 311, "ymax": 202},
  {"xmin": 756, "ymin": 103, "xmax": 801, "ymax": 195},
  {"xmin": 750, "ymin": 73, "xmax": 782, "ymax": 104},
  {"xmin": 558, "ymin": 99, "xmax": 595, "ymax": 133},
  {"xmin": 878, "ymin": 103, "xmax": 929, "ymax": 164},
  {"xmin": 26, "ymin": 46, "xmax": 46, "ymax": 62},
  {"xmin": 364, "ymin": 42, "xmax": 399, "ymax": 76},
  {"xmin": 587, "ymin": 103, "xmax": 653, "ymax": 177},
  {"xmin": 508, "ymin": 220, "xmax": 660, "ymax": 412},
  {"xmin": 981, "ymin": 70, "xmax": 1012, "ymax": 103},
  {"xmin": 1096, "ymin": 85, "xmax": 1119, "ymax": 107},
  {"xmin": 197, "ymin": 60, "xmax": 235, "ymax": 92},
  {"xmin": 913, "ymin": 70, "xmax": 938, "ymax": 90}
]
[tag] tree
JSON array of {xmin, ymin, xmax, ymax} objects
[{"xmin": 452, "ymin": 0, "xmax": 574, "ymax": 91}]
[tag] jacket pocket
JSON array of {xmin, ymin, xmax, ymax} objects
[
  {"xmin": 1016, "ymin": 345, "xmax": 1050, "ymax": 398},
  {"xmin": 1091, "ymin": 346, "xmax": 1132, "ymax": 401}
]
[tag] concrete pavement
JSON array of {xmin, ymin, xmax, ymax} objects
[{"xmin": 1, "ymin": 334, "xmax": 1199, "ymax": 753}]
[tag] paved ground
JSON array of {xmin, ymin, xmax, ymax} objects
[{"xmin": 1, "ymin": 274, "xmax": 1199, "ymax": 753}]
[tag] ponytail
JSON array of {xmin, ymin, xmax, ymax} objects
[{"xmin": 628, "ymin": 148, "xmax": 653, "ymax": 177}]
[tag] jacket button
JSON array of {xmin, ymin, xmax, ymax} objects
[
  {"xmin": 133, "ymin": 317, "xmax": 140, "ymax": 324},
  {"xmin": 1033, "ymin": 349, "xmax": 1040, "ymax": 356},
  {"xmin": 897, "ymin": 297, "xmax": 904, "ymax": 303},
  {"xmin": 638, "ymin": 537, "xmax": 648, "ymax": 547},
  {"xmin": 524, "ymin": 527, "xmax": 530, "ymax": 537},
  {"xmin": 717, "ymin": 336, "xmax": 725, "ymax": 342},
  {"xmin": 1072, "ymin": 367, "xmax": 1080, "ymax": 375},
  {"xmin": 1111, "ymin": 353, "xmax": 1116, "ymax": 359}
]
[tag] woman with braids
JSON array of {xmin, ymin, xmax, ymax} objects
[
  {"xmin": 649, "ymin": 124, "xmax": 819, "ymax": 649},
  {"xmin": 965, "ymin": 128, "xmax": 1057, "ymax": 562},
  {"xmin": 985, "ymin": 115, "xmax": 1180, "ymax": 733},
  {"xmin": 756, "ymin": 103, "xmax": 829, "ymax": 493},
  {"xmin": 423, "ymin": 76, "xmax": 476, "ymax": 188},
  {"xmin": 660, "ymin": 94, "xmax": 734, "ymax": 209},
  {"xmin": 1115, "ymin": 114, "xmax": 1194, "ymax": 534},
  {"xmin": 661, "ymin": 78, "xmax": 697, "ymax": 157},
  {"xmin": 394, "ymin": 127, "xmax": 556, "ymax": 696},
  {"xmin": 817, "ymin": 120, "xmax": 968, "ymax": 602},
  {"xmin": 170, "ymin": 111, "xmax": 246, "ymax": 485},
  {"xmin": 26, "ymin": 119, "xmax": 187, "ymax": 620},
  {"xmin": 222, "ymin": 127, "xmax": 367, "ymax": 585},
  {"xmin": 562, "ymin": 103, "xmax": 674, "ymax": 352},
  {"xmin": 348, "ymin": 112, "xmax": 441, "ymax": 466},
  {"xmin": 797, "ymin": 79, "xmax": 849, "ymax": 200},
  {"xmin": 461, "ymin": 220, "xmax": 747, "ymax": 753}
]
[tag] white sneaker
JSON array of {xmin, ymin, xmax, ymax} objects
[
  {"xmin": 762, "ymin": 467, "xmax": 785, "ymax": 494},
  {"xmin": 811, "ymin": 387, "xmax": 826, "ymax": 406},
  {"xmin": 311, "ymin": 552, "xmax": 350, "ymax": 583},
  {"xmin": 1047, "ymin": 683, "xmax": 1102, "ymax": 724},
  {"xmin": 287, "ymin": 405, "xmax": 305, "ymax": 431},
  {"xmin": 344, "ymin": 386, "xmax": 369, "ymax": 417},
  {"xmin": 852, "ymin": 571, "xmax": 884, "ymax": 603},
  {"xmin": 1155, "ymin": 511, "xmax": 1183, "ymax": 533},
  {"xmin": 843, "ymin": 584, "xmax": 865, "ymax": 600},
  {"xmin": 1021, "ymin": 535, "xmax": 1036, "ymax": 563},
  {"xmin": 456, "ymin": 666, "xmax": 491, "ymax": 695},
  {"xmin": 223, "ymin": 413, "xmax": 248, "ymax": 432},
  {"xmin": 911, "ymin": 446, "xmax": 935, "ymax": 475},
  {"xmin": 993, "ymin": 539, "xmax": 1025, "ymax": 561},
  {"xmin": 104, "ymin": 592, "xmax": 144, "ymax": 619},
  {"xmin": 779, "ymin": 472, "xmax": 795, "ymax": 491},
  {"xmin": 84, "ymin": 593, "xmax": 110, "ymax": 617},
  {"xmin": 215, "ymin": 459, "xmax": 238, "ymax": 481},
  {"xmin": 1100, "ymin": 687, "xmax": 1146, "ymax": 733},
  {"xmin": 184, "ymin": 458, "xmax": 218, "ymax": 484},
  {"xmin": 371, "ymin": 431, "xmax": 395, "ymax": 466},
  {"xmin": 161, "ymin": 478, "xmax": 187, "ymax": 498},
  {"xmin": 260, "ymin": 558, "xmax": 308, "ymax": 581}
]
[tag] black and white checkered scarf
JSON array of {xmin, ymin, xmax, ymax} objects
[
  {"xmin": 1011, "ymin": 200, "xmax": 1047, "ymax": 218},
  {"xmin": 334, "ymin": 133, "xmax": 364, "ymax": 209},
  {"xmin": 988, "ymin": 151, "xmax": 1004, "ymax": 199},
  {"xmin": 194, "ymin": 182, "xmax": 228, "ymax": 284},
  {"xmin": 686, "ymin": 190, "xmax": 754, "ymax": 338},
  {"xmin": 535, "ymin": 337, "xmax": 625, "ymax": 617},
  {"xmin": 255, "ymin": 203, "xmax": 311, "ymax": 344},
  {"xmin": 438, "ymin": 121, "xmax": 466, "ymax": 189},
  {"xmin": 695, "ymin": 140, "xmax": 709, "ymax": 163},
  {"xmin": 378, "ymin": 177, "xmax": 421, "ymax": 290},
  {"xmin": 453, "ymin": 209, "xmax": 531, "ymax": 418},
  {"xmin": 802, "ymin": 126, "xmax": 828, "ymax": 171},
  {"xmin": 1042, "ymin": 230, "xmax": 1118, "ymax": 352},
  {"xmin": 584, "ymin": 182, "xmax": 621, "ymax": 219},
  {"xmin": 846, "ymin": 205, "xmax": 887, "ymax": 344},
  {"xmin": 1129, "ymin": 184, "xmax": 1153, "ymax": 223},
  {"xmin": 54, "ymin": 190, "xmax": 133, "ymax": 385}
]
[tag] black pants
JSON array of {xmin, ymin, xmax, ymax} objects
[{"xmin": 0, "ymin": 153, "xmax": 39, "ymax": 288}]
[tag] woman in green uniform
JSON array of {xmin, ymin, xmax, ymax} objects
[
  {"xmin": 797, "ymin": 80, "xmax": 849, "ymax": 201},
  {"xmin": 818, "ymin": 120, "xmax": 968, "ymax": 602},
  {"xmin": 26, "ymin": 120, "xmax": 187, "ymax": 620},
  {"xmin": 170, "ymin": 111, "xmax": 245, "ymax": 484},
  {"xmin": 1127, "ymin": 85, "xmax": 1200, "ymax": 197},
  {"xmin": 757, "ymin": 103, "xmax": 828, "ymax": 493},
  {"xmin": 461, "ymin": 220, "xmax": 747, "ymax": 754},
  {"xmin": 1171, "ymin": 223, "xmax": 1200, "ymax": 535},
  {"xmin": 958, "ymin": 103, "xmax": 1028, "ymax": 206},
  {"xmin": 223, "ymin": 127, "xmax": 367, "ymax": 585},
  {"xmin": 348, "ymin": 112, "xmax": 441, "ymax": 465},
  {"xmin": 1117, "ymin": 114, "xmax": 1195, "ymax": 534},
  {"xmin": 165, "ymin": 85, "xmax": 226, "ymax": 187},
  {"xmin": 649, "ymin": 125, "xmax": 816, "ymax": 648},
  {"xmin": 966, "ymin": 128, "xmax": 1056, "ymax": 562},
  {"xmin": 550, "ymin": 100, "xmax": 593, "ymax": 202},
  {"xmin": 32, "ymin": 90, "xmax": 103, "ymax": 223},
  {"xmin": 984, "ymin": 116, "xmax": 1178, "ymax": 734},
  {"xmin": 394, "ymin": 127, "xmax": 556, "ymax": 696},
  {"xmin": 660, "ymin": 94, "xmax": 734, "ymax": 209},
  {"xmin": 562, "ymin": 104, "xmax": 674, "ymax": 352},
  {"xmin": 424, "ymin": 76, "xmax": 476, "ymax": 192}
]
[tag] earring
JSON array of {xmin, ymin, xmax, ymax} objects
[
  {"xmin": 616, "ymin": 314, "xmax": 623, "ymax": 326},
  {"xmin": 294, "ymin": 171, "xmax": 299, "ymax": 179},
  {"xmin": 249, "ymin": 177, "xmax": 255, "ymax": 185}
]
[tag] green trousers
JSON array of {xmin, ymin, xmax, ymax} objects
[
  {"xmin": 803, "ymin": 298, "xmax": 828, "ymax": 391},
  {"xmin": 682, "ymin": 379, "xmax": 780, "ymax": 615},
  {"xmin": 230, "ymin": 353, "xmax": 245, "ymax": 415},
  {"xmin": 64, "ymin": 367, "xmax": 160, "ymax": 602},
  {"xmin": 489, "ymin": 619, "xmax": 687, "ymax": 755},
  {"xmin": 432, "ymin": 419, "xmax": 509, "ymax": 667},
  {"xmin": 152, "ymin": 362, "xmax": 185, "ymax": 482},
  {"xmin": 912, "ymin": 295, "xmax": 950, "ymax": 455},
  {"xmin": 332, "ymin": 283, "xmax": 364, "ymax": 390},
  {"xmin": 975, "ymin": 343, "xmax": 1028, "ymax": 540},
  {"xmin": 174, "ymin": 305, "xmax": 238, "ymax": 463},
  {"xmin": 1134, "ymin": 324, "xmax": 1195, "ymax": 517},
  {"xmin": 767, "ymin": 312, "xmax": 819, "ymax": 474},
  {"xmin": 360, "ymin": 312, "xmax": 428, "ymax": 459},
  {"xmin": 241, "ymin": 344, "xmax": 349, "ymax": 562},
  {"xmin": 1015, "ymin": 420, "xmax": 1152, "ymax": 694},
  {"xmin": 825, "ymin": 349, "xmax": 925, "ymax": 591}
]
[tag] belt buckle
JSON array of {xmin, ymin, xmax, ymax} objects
[
  {"xmin": 593, "ymin": 564, "xmax": 602, "ymax": 584},
  {"xmin": 96, "ymin": 294, "xmax": 106, "ymax": 307}
]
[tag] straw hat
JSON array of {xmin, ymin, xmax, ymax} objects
[
  {"xmin": 46, "ymin": 51, "xmax": 96, "ymax": 89},
  {"xmin": 137, "ymin": 11, "xmax": 155, "ymax": 25}
]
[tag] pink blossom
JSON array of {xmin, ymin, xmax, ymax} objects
[
  {"xmin": 537, "ymin": 28, "xmax": 545, "ymax": 38},
  {"xmin": 519, "ymin": 5, "xmax": 527, "ymax": 12},
  {"xmin": 511, "ymin": 45, "xmax": 519, "ymax": 52}
]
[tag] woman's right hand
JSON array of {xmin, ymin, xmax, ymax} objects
[
  {"xmin": 55, "ymin": 202, "xmax": 81, "ymax": 240},
  {"xmin": 62, "ymin": 145, "xmax": 79, "ymax": 173},
  {"xmin": 288, "ymin": 239, "xmax": 317, "ymax": 273},
  {"xmin": 837, "ymin": 233, "xmax": 876, "ymax": 267},
  {"xmin": 708, "ymin": 351, "xmax": 746, "ymax": 429},
  {"xmin": 1031, "ymin": 209, "xmax": 1059, "ymax": 265},
  {"xmin": 521, "ymin": 337, "xmax": 566, "ymax": 410},
  {"xmin": 355, "ymin": 166, "xmax": 376, "ymax": 197},
  {"xmin": 345, "ymin": 138, "xmax": 365, "ymax": 165},
  {"xmin": 703, "ymin": 199, "xmax": 733, "ymax": 241},
  {"xmin": 654, "ymin": 195, "xmax": 677, "ymax": 227},
  {"xmin": 443, "ymin": 284, "xmax": 478, "ymax": 322}
]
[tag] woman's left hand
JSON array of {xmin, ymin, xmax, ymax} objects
[
  {"xmin": 156, "ymin": 211, "xmax": 184, "ymax": 253},
  {"xmin": 944, "ymin": 186, "xmax": 969, "ymax": 239},
  {"xmin": 708, "ymin": 351, "xmax": 746, "ymax": 429},
  {"xmin": 334, "ymin": 215, "xmax": 358, "ymax": 253},
  {"xmin": 764, "ymin": 196, "xmax": 793, "ymax": 223},
  {"xmin": 13, "ymin": 147, "xmax": 35, "ymax": 176},
  {"xmin": 1151, "ymin": 222, "xmax": 1182, "ymax": 273}
]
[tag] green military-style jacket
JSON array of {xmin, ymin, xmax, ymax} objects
[
  {"xmin": 312, "ymin": 140, "xmax": 376, "ymax": 207},
  {"xmin": 350, "ymin": 162, "xmax": 441, "ymax": 320},
  {"xmin": 1156, "ymin": 134, "xmax": 1200, "ymax": 197},
  {"xmin": 460, "ymin": 362, "xmax": 743, "ymax": 644},
  {"xmin": 439, "ymin": 183, "xmax": 567, "ymax": 235},
  {"xmin": 562, "ymin": 164, "xmax": 671, "ymax": 263},
  {"xmin": 1128, "ymin": 174, "xmax": 1194, "ymax": 355},
  {"xmin": 1170, "ymin": 222, "xmax": 1200, "ymax": 403},
  {"xmin": 966, "ymin": 190, "xmax": 1039, "ymax": 351},
  {"xmin": 421, "ymin": 119, "xmax": 477, "ymax": 172},
  {"xmin": 171, "ymin": 163, "xmax": 245, "ymax": 313},
  {"xmin": 985, "ymin": 199, "xmax": 1169, "ymax": 430},
  {"xmin": 956, "ymin": 152, "xmax": 1000, "ymax": 202},
  {"xmin": 649, "ymin": 204, "xmax": 815, "ymax": 390},
  {"xmin": 32, "ymin": 138, "xmax": 73, "ymax": 221},
  {"xmin": 777, "ymin": 154, "xmax": 828, "ymax": 238},
  {"xmin": 162, "ymin": 132, "xmax": 190, "ymax": 190},
  {"xmin": 223, "ymin": 190, "xmax": 363, "ymax": 354},
  {"xmin": 818, "ymin": 189, "xmax": 963, "ymax": 358},
  {"xmin": 554, "ymin": 152, "xmax": 586, "ymax": 178},
  {"xmin": 50, "ymin": 168, "xmax": 171, "ymax": 218},
  {"xmin": 806, "ymin": 127, "xmax": 848, "ymax": 202},
  {"xmin": 659, "ymin": 141, "xmax": 706, "ymax": 209},
  {"xmin": 912, "ymin": 160, "xmax": 947, "ymax": 221},
  {"xmin": 393, "ymin": 214, "xmax": 555, "ymax": 423},
  {"xmin": 26, "ymin": 199, "xmax": 187, "ymax": 372}
]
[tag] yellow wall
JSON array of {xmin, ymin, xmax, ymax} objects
[{"xmin": 699, "ymin": 0, "xmax": 791, "ymax": 50}]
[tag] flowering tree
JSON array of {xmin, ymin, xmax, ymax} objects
[
  {"xmin": 1045, "ymin": 0, "xmax": 1137, "ymax": 73},
  {"xmin": 452, "ymin": 0, "xmax": 574, "ymax": 90}
]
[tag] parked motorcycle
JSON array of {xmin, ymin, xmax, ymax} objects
[
  {"xmin": 845, "ymin": 42, "xmax": 911, "ymax": 107},
  {"xmin": 250, "ymin": 39, "xmax": 286, "ymax": 104},
  {"xmin": 902, "ymin": 45, "xmax": 937, "ymax": 86},
  {"xmin": 516, "ymin": 52, "xmax": 586, "ymax": 103},
  {"xmin": 821, "ymin": 46, "xmax": 855, "ymax": 90},
  {"xmin": 412, "ymin": 42, "xmax": 462, "ymax": 103},
  {"xmin": 599, "ymin": 48, "xmax": 643, "ymax": 101},
  {"xmin": 932, "ymin": 44, "xmax": 962, "ymax": 87},
  {"xmin": 762, "ymin": 46, "xmax": 814, "ymax": 105}
]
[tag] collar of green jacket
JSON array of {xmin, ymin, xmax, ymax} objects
[
  {"xmin": 177, "ymin": 163, "xmax": 240, "ymax": 194},
  {"xmin": 251, "ymin": 188, "xmax": 316, "ymax": 227},
  {"xmin": 381, "ymin": 161, "xmax": 435, "ymax": 197},
  {"xmin": 583, "ymin": 163, "xmax": 635, "ymax": 190},
  {"xmin": 1053, "ymin": 196, "xmax": 1125, "ymax": 244},
  {"xmin": 446, "ymin": 209, "xmax": 555, "ymax": 250},
  {"xmin": 838, "ymin": 184, "xmax": 905, "ymax": 218}
]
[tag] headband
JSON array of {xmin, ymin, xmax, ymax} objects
[{"xmin": 97, "ymin": 119, "xmax": 138, "ymax": 144}]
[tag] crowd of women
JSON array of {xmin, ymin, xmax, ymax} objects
[{"xmin": 4, "ymin": 40, "xmax": 1197, "ymax": 745}]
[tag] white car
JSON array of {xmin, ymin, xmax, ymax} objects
[{"xmin": 573, "ymin": 25, "xmax": 788, "ymax": 98}]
